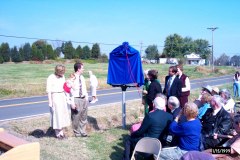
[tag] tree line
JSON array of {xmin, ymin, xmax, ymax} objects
[
  {"xmin": 0, "ymin": 40, "xmax": 108, "ymax": 63},
  {"xmin": 144, "ymin": 33, "xmax": 239, "ymax": 66},
  {"xmin": 0, "ymin": 33, "xmax": 239, "ymax": 66}
]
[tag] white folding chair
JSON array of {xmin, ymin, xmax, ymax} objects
[{"xmin": 131, "ymin": 137, "xmax": 162, "ymax": 160}]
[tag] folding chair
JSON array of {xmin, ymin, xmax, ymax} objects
[{"xmin": 131, "ymin": 137, "xmax": 162, "ymax": 160}]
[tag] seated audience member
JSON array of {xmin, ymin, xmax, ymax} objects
[
  {"xmin": 200, "ymin": 114, "xmax": 240, "ymax": 159},
  {"xmin": 201, "ymin": 95, "xmax": 232, "ymax": 150},
  {"xmin": 212, "ymin": 86, "xmax": 220, "ymax": 95},
  {"xmin": 160, "ymin": 102, "xmax": 202, "ymax": 160},
  {"xmin": 122, "ymin": 94, "xmax": 173, "ymax": 160},
  {"xmin": 168, "ymin": 96, "xmax": 181, "ymax": 119},
  {"xmin": 220, "ymin": 89, "xmax": 235, "ymax": 114},
  {"xmin": 198, "ymin": 92, "xmax": 212, "ymax": 120},
  {"xmin": 194, "ymin": 85, "xmax": 213, "ymax": 107}
]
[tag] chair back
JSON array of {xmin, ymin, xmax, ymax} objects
[{"xmin": 131, "ymin": 137, "xmax": 162, "ymax": 160}]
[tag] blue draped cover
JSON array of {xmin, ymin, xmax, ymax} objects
[{"xmin": 107, "ymin": 42, "xmax": 144, "ymax": 86}]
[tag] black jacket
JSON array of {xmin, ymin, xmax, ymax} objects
[
  {"xmin": 163, "ymin": 75, "xmax": 182, "ymax": 99},
  {"xmin": 146, "ymin": 79, "xmax": 162, "ymax": 102},
  {"xmin": 201, "ymin": 107, "xmax": 232, "ymax": 148},
  {"xmin": 131, "ymin": 109, "xmax": 173, "ymax": 139}
]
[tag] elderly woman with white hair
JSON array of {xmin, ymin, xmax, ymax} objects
[
  {"xmin": 220, "ymin": 89, "xmax": 235, "ymax": 113},
  {"xmin": 123, "ymin": 94, "xmax": 173, "ymax": 160}
]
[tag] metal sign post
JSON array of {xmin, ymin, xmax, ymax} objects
[{"xmin": 121, "ymin": 85, "xmax": 127, "ymax": 129}]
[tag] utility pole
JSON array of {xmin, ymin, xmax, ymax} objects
[{"xmin": 207, "ymin": 27, "xmax": 218, "ymax": 71}]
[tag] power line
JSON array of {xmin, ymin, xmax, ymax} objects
[{"xmin": 0, "ymin": 34, "xmax": 164, "ymax": 48}]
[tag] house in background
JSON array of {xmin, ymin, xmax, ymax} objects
[{"xmin": 185, "ymin": 53, "xmax": 205, "ymax": 65}]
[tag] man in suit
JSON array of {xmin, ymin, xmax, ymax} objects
[
  {"xmin": 122, "ymin": 94, "xmax": 173, "ymax": 160},
  {"xmin": 163, "ymin": 66, "xmax": 182, "ymax": 101}
]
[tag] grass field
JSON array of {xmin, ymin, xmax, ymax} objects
[
  {"xmin": 0, "ymin": 61, "xmax": 236, "ymax": 99},
  {"xmin": 0, "ymin": 83, "xmax": 239, "ymax": 160}
]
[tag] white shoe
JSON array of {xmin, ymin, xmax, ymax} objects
[
  {"xmin": 90, "ymin": 99, "xmax": 96, "ymax": 104},
  {"xmin": 95, "ymin": 98, "xmax": 98, "ymax": 102}
]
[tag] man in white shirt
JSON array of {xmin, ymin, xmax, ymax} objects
[{"xmin": 71, "ymin": 62, "xmax": 88, "ymax": 137}]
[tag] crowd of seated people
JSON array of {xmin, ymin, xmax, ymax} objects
[
  {"xmin": 122, "ymin": 82, "xmax": 239, "ymax": 160},
  {"xmin": 122, "ymin": 66, "xmax": 240, "ymax": 160}
]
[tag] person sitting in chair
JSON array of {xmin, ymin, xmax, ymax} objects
[{"xmin": 122, "ymin": 94, "xmax": 173, "ymax": 160}]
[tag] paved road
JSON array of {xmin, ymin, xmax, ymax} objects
[{"xmin": 0, "ymin": 75, "xmax": 232, "ymax": 121}]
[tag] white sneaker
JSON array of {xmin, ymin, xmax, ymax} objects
[
  {"xmin": 90, "ymin": 99, "xmax": 96, "ymax": 104},
  {"xmin": 95, "ymin": 98, "xmax": 98, "ymax": 102}
]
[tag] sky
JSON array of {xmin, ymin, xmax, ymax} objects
[{"xmin": 1, "ymin": 0, "xmax": 240, "ymax": 58}]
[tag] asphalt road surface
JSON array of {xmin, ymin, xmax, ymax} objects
[{"xmin": 0, "ymin": 75, "xmax": 233, "ymax": 121}]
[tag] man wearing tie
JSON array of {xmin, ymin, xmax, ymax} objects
[
  {"xmin": 163, "ymin": 66, "xmax": 182, "ymax": 111},
  {"xmin": 70, "ymin": 62, "xmax": 88, "ymax": 137}
]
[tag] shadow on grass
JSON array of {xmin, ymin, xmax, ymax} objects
[
  {"xmin": 109, "ymin": 125, "xmax": 131, "ymax": 160},
  {"xmin": 29, "ymin": 115, "xmax": 100, "ymax": 138},
  {"xmin": 29, "ymin": 127, "xmax": 55, "ymax": 138}
]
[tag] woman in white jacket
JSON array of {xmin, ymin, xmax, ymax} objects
[{"xmin": 89, "ymin": 71, "xmax": 98, "ymax": 103}]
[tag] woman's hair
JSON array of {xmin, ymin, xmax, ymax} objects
[
  {"xmin": 235, "ymin": 71, "xmax": 240, "ymax": 81},
  {"xmin": 148, "ymin": 69, "xmax": 158, "ymax": 79},
  {"xmin": 184, "ymin": 102, "xmax": 198, "ymax": 119},
  {"xmin": 201, "ymin": 92, "xmax": 212, "ymax": 103},
  {"xmin": 55, "ymin": 64, "xmax": 65, "ymax": 77}
]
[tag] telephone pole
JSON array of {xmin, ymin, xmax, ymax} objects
[{"xmin": 207, "ymin": 27, "xmax": 218, "ymax": 71}]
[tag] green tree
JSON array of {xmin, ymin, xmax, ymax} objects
[
  {"xmin": 0, "ymin": 42, "xmax": 10, "ymax": 62},
  {"xmin": 82, "ymin": 45, "xmax": 91, "ymax": 59},
  {"xmin": 54, "ymin": 47, "xmax": 62, "ymax": 57},
  {"xmin": 163, "ymin": 34, "xmax": 184, "ymax": 58},
  {"xmin": 75, "ymin": 45, "xmax": 83, "ymax": 59},
  {"xmin": 32, "ymin": 40, "xmax": 48, "ymax": 60},
  {"xmin": 11, "ymin": 46, "xmax": 22, "ymax": 62},
  {"xmin": 22, "ymin": 43, "xmax": 32, "ymax": 61},
  {"xmin": 193, "ymin": 39, "xmax": 211, "ymax": 59},
  {"xmin": 31, "ymin": 44, "xmax": 44, "ymax": 61},
  {"xmin": 145, "ymin": 45, "xmax": 159, "ymax": 60},
  {"xmin": 62, "ymin": 41, "xmax": 75, "ymax": 59},
  {"xmin": 46, "ymin": 44, "xmax": 56, "ymax": 59},
  {"xmin": 0, "ymin": 55, "xmax": 3, "ymax": 63},
  {"xmin": 91, "ymin": 43, "xmax": 101, "ymax": 59},
  {"xmin": 181, "ymin": 37, "xmax": 195, "ymax": 56}
]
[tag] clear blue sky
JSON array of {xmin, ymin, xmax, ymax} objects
[{"xmin": 1, "ymin": 0, "xmax": 240, "ymax": 58}]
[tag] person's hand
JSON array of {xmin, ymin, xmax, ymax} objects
[
  {"xmin": 71, "ymin": 104, "xmax": 76, "ymax": 110},
  {"xmin": 213, "ymin": 133, "xmax": 218, "ymax": 139},
  {"xmin": 142, "ymin": 90, "xmax": 148, "ymax": 95}
]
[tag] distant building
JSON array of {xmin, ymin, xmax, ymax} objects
[
  {"xmin": 159, "ymin": 58, "xmax": 178, "ymax": 64},
  {"xmin": 185, "ymin": 53, "xmax": 205, "ymax": 65}
]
